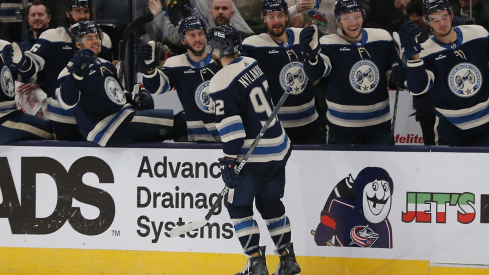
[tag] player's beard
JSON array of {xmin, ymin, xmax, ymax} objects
[
  {"xmin": 186, "ymin": 43, "xmax": 205, "ymax": 56},
  {"xmin": 68, "ymin": 14, "xmax": 88, "ymax": 25},
  {"xmin": 434, "ymin": 26, "xmax": 453, "ymax": 38},
  {"xmin": 267, "ymin": 23, "xmax": 286, "ymax": 38}
]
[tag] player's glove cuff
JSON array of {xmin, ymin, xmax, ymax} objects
[{"xmin": 407, "ymin": 59, "xmax": 424, "ymax": 68}]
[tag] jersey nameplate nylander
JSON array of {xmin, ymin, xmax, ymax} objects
[
  {"xmin": 279, "ymin": 61, "xmax": 307, "ymax": 94},
  {"xmin": 104, "ymin": 76, "xmax": 126, "ymax": 105},
  {"xmin": 448, "ymin": 62, "xmax": 482, "ymax": 97},
  {"xmin": 349, "ymin": 60, "xmax": 380, "ymax": 94},
  {"xmin": 195, "ymin": 80, "xmax": 215, "ymax": 114},
  {"xmin": 1, "ymin": 66, "xmax": 15, "ymax": 97}
]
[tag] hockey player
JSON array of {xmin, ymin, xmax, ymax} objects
[
  {"xmin": 240, "ymin": 0, "xmax": 324, "ymax": 144},
  {"xmin": 299, "ymin": 0, "xmax": 407, "ymax": 145},
  {"xmin": 0, "ymin": 40, "xmax": 53, "ymax": 144},
  {"xmin": 207, "ymin": 25, "xmax": 300, "ymax": 275},
  {"xmin": 139, "ymin": 16, "xmax": 222, "ymax": 142},
  {"xmin": 3, "ymin": 0, "xmax": 112, "ymax": 141},
  {"xmin": 55, "ymin": 21, "xmax": 181, "ymax": 147},
  {"xmin": 402, "ymin": 0, "xmax": 489, "ymax": 146}
]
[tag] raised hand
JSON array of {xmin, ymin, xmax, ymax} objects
[{"xmin": 300, "ymin": 25, "xmax": 320, "ymax": 61}]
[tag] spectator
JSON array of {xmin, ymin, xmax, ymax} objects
[
  {"xmin": 20, "ymin": 0, "xmax": 51, "ymax": 52},
  {"xmin": 289, "ymin": 11, "xmax": 312, "ymax": 28},
  {"xmin": 452, "ymin": 0, "xmax": 489, "ymax": 29}
]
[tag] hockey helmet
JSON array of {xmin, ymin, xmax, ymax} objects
[
  {"xmin": 334, "ymin": 0, "xmax": 364, "ymax": 18},
  {"xmin": 178, "ymin": 16, "xmax": 207, "ymax": 38},
  {"xmin": 71, "ymin": 20, "xmax": 103, "ymax": 45},
  {"xmin": 262, "ymin": 0, "xmax": 288, "ymax": 17},
  {"xmin": 422, "ymin": 0, "xmax": 451, "ymax": 16},
  {"xmin": 66, "ymin": 0, "xmax": 92, "ymax": 9},
  {"xmin": 206, "ymin": 25, "xmax": 241, "ymax": 59}
]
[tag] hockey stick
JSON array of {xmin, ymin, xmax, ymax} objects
[
  {"xmin": 118, "ymin": 12, "xmax": 154, "ymax": 89},
  {"xmin": 169, "ymin": 89, "xmax": 292, "ymax": 237},
  {"xmin": 391, "ymin": 32, "xmax": 406, "ymax": 141}
]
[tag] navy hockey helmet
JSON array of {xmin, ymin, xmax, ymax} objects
[
  {"xmin": 334, "ymin": 0, "xmax": 365, "ymax": 18},
  {"xmin": 262, "ymin": 0, "xmax": 288, "ymax": 17},
  {"xmin": 422, "ymin": 0, "xmax": 452, "ymax": 18},
  {"xmin": 71, "ymin": 20, "xmax": 103, "ymax": 45},
  {"xmin": 178, "ymin": 16, "xmax": 207, "ymax": 38},
  {"xmin": 206, "ymin": 25, "xmax": 241, "ymax": 59},
  {"xmin": 66, "ymin": 0, "xmax": 92, "ymax": 9}
]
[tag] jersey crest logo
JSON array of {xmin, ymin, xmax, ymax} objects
[
  {"xmin": 280, "ymin": 61, "xmax": 308, "ymax": 94},
  {"xmin": 1, "ymin": 65, "xmax": 15, "ymax": 98},
  {"xmin": 195, "ymin": 80, "xmax": 215, "ymax": 114},
  {"xmin": 448, "ymin": 62, "xmax": 481, "ymax": 97},
  {"xmin": 104, "ymin": 77, "xmax": 126, "ymax": 105},
  {"xmin": 350, "ymin": 225, "xmax": 379, "ymax": 247},
  {"xmin": 349, "ymin": 60, "xmax": 379, "ymax": 94}
]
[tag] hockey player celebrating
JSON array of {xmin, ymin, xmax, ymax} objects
[
  {"xmin": 241, "ymin": 0, "xmax": 325, "ymax": 144},
  {"xmin": 55, "ymin": 21, "xmax": 182, "ymax": 146},
  {"xmin": 207, "ymin": 25, "xmax": 300, "ymax": 275},
  {"xmin": 140, "ymin": 16, "xmax": 222, "ymax": 142},
  {"xmin": 0, "ymin": 40, "xmax": 53, "ymax": 144},
  {"xmin": 402, "ymin": 0, "xmax": 489, "ymax": 146},
  {"xmin": 299, "ymin": 0, "xmax": 407, "ymax": 145},
  {"xmin": 3, "ymin": 0, "xmax": 112, "ymax": 141}
]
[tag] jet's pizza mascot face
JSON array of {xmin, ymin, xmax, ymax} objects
[
  {"xmin": 362, "ymin": 179, "xmax": 392, "ymax": 223},
  {"xmin": 353, "ymin": 167, "xmax": 394, "ymax": 224}
]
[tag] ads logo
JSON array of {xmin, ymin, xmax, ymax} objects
[
  {"xmin": 311, "ymin": 167, "xmax": 393, "ymax": 248},
  {"xmin": 0, "ymin": 156, "xmax": 115, "ymax": 235}
]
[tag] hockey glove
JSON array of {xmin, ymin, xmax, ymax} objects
[
  {"xmin": 299, "ymin": 25, "xmax": 320, "ymax": 61},
  {"xmin": 390, "ymin": 63, "xmax": 408, "ymax": 87},
  {"xmin": 67, "ymin": 49, "xmax": 94, "ymax": 77},
  {"xmin": 137, "ymin": 41, "xmax": 160, "ymax": 73},
  {"xmin": 399, "ymin": 21, "xmax": 423, "ymax": 58},
  {"xmin": 218, "ymin": 157, "xmax": 243, "ymax": 189},
  {"xmin": 314, "ymin": 211, "xmax": 336, "ymax": 246},
  {"xmin": 2, "ymin": 43, "xmax": 31, "ymax": 72}
]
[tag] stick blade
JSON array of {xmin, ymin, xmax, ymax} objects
[{"xmin": 169, "ymin": 219, "xmax": 208, "ymax": 238}]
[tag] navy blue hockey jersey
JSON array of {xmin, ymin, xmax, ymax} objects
[
  {"xmin": 241, "ymin": 28, "xmax": 319, "ymax": 131},
  {"xmin": 143, "ymin": 53, "xmax": 221, "ymax": 142},
  {"xmin": 407, "ymin": 25, "xmax": 489, "ymax": 130},
  {"xmin": 209, "ymin": 56, "xmax": 291, "ymax": 172},
  {"xmin": 56, "ymin": 58, "xmax": 135, "ymax": 146},
  {"xmin": 24, "ymin": 26, "xmax": 112, "ymax": 98},
  {"xmin": 305, "ymin": 29, "xmax": 400, "ymax": 131},
  {"xmin": 0, "ymin": 40, "xmax": 16, "ymax": 118}
]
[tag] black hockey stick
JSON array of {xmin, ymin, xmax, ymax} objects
[
  {"xmin": 118, "ymin": 12, "xmax": 154, "ymax": 90},
  {"xmin": 391, "ymin": 32, "xmax": 406, "ymax": 141},
  {"xmin": 169, "ymin": 89, "xmax": 292, "ymax": 237}
]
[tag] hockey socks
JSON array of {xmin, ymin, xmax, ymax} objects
[
  {"xmin": 265, "ymin": 215, "xmax": 292, "ymax": 254},
  {"xmin": 232, "ymin": 216, "xmax": 261, "ymax": 256}
]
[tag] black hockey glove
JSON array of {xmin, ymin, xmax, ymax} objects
[
  {"xmin": 2, "ymin": 43, "xmax": 31, "ymax": 72},
  {"xmin": 67, "ymin": 49, "xmax": 94, "ymax": 77},
  {"xmin": 399, "ymin": 21, "xmax": 423, "ymax": 58},
  {"xmin": 218, "ymin": 157, "xmax": 243, "ymax": 189},
  {"xmin": 390, "ymin": 63, "xmax": 407, "ymax": 87},
  {"xmin": 135, "ymin": 88, "xmax": 155, "ymax": 110},
  {"xmin": 299, "ymin": 25, "xmax": 320, "ymax": 61},
  {"xmin": 137, "ymin": 41, "xmax": 160, "ymax": 73}
]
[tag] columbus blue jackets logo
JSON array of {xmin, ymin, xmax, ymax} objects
[
  {"xmin": 195, "ymin": 80, "xmax": 215, "ymax": 114},
  {"xmin": 311, "ymin": 167, "xmax": 393, "ymax": 248},
  {"xmin": 1, "ymin": 65, "xmax": 15, "ymax": 97},
  {"xmin": 104, "ymin": 77, "xmax": 126, "ymax": 105},
  {"xmin": 279, "ymin": 61, "xmax": 308, "ymax": 94},
  {"xmin": 349, "ymin": 60, "xmax": 379, "ymax": 94},
  {"xmin": 448, "ymin": 63, "xmax": 482, "ymax": 97}
]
